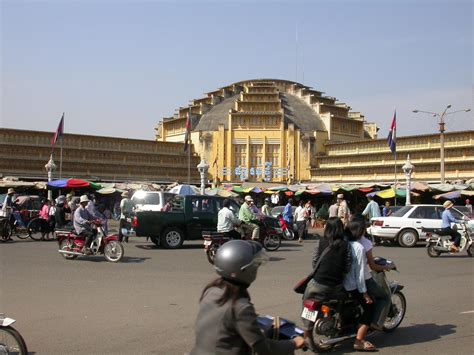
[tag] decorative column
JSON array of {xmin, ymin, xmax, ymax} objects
[
  {"xmin": 401, "ymin": 155, "xmax": 414, "ymax": 206},
  {"xmin": 197, "ymin": 159, "xmax": 209, "ymax": 195},
  {"xmin": 45, "ymin": 154, "xmax": 57, "ymax": 201}
]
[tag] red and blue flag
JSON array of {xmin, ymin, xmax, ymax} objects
[
  {"xmin": 51, "ymin": 113, "xmax": 64, "ymax": 149},
  {"xmin": 387, "ymin": 111, "xmax": 396, "ymax": 154}
]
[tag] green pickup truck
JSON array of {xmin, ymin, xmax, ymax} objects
[{"xmin": 134, "ymin": 195, "xmax": 241, "ymax": 249}]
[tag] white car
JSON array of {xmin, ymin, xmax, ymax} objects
[
  {"xmin": 131, "ymin": 191, "xmax": 176, "ymax": 212},
  {"xmin": 368, "ymin": 204, "xmax": 468, "ymax": 247}
]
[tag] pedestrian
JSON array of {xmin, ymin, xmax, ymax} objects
[
  {"xmin": 465, "ymin": 199, "xmax": 472, "ymax": 217},
  {"xmin": 328, "ymin": 200, "xmax": 339, "ymax": 218},
  {"xmin": 337, "ymin": 194, "xmax": 351, "ymax": 226},
  {"xmin": 362, "ymin": 195, "xmax": 381, "ymax": 221},
  {"xmin": 39, "ymin": 200, "xmax": 51, "ymax": 221},
  {"xmin": 261, "ymin": 198, "xmax": 272, "ymax": 216},
  {"xmin": 382, "ymin": 201, "xmax": 393, "ymax": 217},
  {"xmin": 48, "ymin": 200, "xmax": 57, "ymax": 236},
  {"xmin": 119, "ymin": 191, "xmax": 134, "ymax": 242},
  {"xmin": 294, "ymin": 201, "xmax": 308, "ymax": 243},
  {"xmin": 309, "ymin": 202, "xmax": 317, "ymax": 228}
]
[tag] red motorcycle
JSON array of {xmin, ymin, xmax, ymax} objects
[
  {"xmin": 56, "ymin": 220, "xmax": 124, "ymax": 262},
  {"xmin": 277, "ymin": 214, "xmax": 295, "ymax": 240}
]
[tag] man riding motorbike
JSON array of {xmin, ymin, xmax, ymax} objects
[
  {"xmin": 191, "ymin": 240, "xmax": 305, "ymax": 354},
  {"xmin": 217, "ymin": 199, "xmax": 241, "ymax": 239},
  {"xmin": 73, "ymin": 195, "xmax": 96, "ymax": 254},
  {"xmin": 441, "ymin": 200, "xmax": 463, "ymax": 252},
  {"xmin": 238, "ymin": 196, "xmax": 260, "ymax": 241},
  {"xmin": 2, "ymin": 188, "xmax": 26, "ymax": 230}
]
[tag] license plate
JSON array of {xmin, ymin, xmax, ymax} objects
[
  {"xmin": 203, "ymin": 240, "xmax": 212, "ymax": 246},
  {"xmin": 301, "ymin": 308, "xmax": 318, "ymax": 322}
]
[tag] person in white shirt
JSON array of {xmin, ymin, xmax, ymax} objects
[
  {"xmin": 294, "ymin": 201, "xmax": 308, "ymax": 243},
  {"xmin": 344, "ymin": 219, "xmax": 376, "ymax": 351},
  {"xmin": 217, "ymin": 199, "xmax": 241, "ymax": 239}
]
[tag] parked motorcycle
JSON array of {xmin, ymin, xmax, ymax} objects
[
  {"xmin": 0, "ymin": 314, "xmax": 28, "ymax": 355},
  {"xmin": 301, "ymin": 257, "xmax": 406, "ymax": 353},
  {"xmin": 120, "ymin": 215, "xmax": 136, "ymax": 243},
  {"xmin": 56, "ymin": 220, "xmax": 124, "ymax": 262},
  {"xmin": 424, "ymin": 221, "xmax": 473, "ymax": 257}
]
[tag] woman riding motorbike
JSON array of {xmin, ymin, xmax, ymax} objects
[{"xmin": 191, "ymin": 240, "xmax": 305, "ymax": 354}]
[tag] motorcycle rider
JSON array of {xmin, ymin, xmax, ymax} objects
[
  {"xmin": 55, "ymin": 196, "xmax": 71, "ymax": 229},
  {"xmin": 238, "ymin": 196, "xmax": 260, "ymax": 241},
  {"xmin": 217, "ymin": 199, "xmax": 241, "ymax": 239},
  {"xmin": 73, "ymin": 195, "xmax": 95, "ymax": 254},
  {"xmin": 302, "ymin": 217, "xmax": 352, "ymax": 340},
  {"xmin": 441, "ymin": 200, "xmax": 463, "ymax": 252},
  {"xmin": 191, "ymin": 240, "xmax": 305, "ymax": 354},
  {"xmin": 2, "ymin": 188, "xmax": 26, "ymax": 230}
]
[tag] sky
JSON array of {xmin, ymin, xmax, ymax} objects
[{"xmin": 1, "ymin": 0, "xmax": 472, "ymax": 140}]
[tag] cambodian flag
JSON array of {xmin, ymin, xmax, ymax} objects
[
  {"xmin": 51, "ymin": 113, "xmax": 64, "ymax": 149},
  {"xmin": 184, "ymin": 110, "xmax": 191, "ymax": 152},
  {"xmin": 387, "ymin": 111, "xmax": 396, "ymax": 154}
]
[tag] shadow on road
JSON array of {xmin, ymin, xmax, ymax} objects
[
  {"xmin": 134, "ymin": 243, "xmax": 204, "ymax": 250},
  {"xmin": 74, "ymin": 256, "xmax": 151, "ymax": 263},
  {"xmin": 269, "ymin": 256, "xmax": 286, "ymax": 262},
  {"xmin": 329, "ymin": 323, "xmax": 457, "ymax": 354}
]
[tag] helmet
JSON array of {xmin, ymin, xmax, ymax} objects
[
  {"xmin": 56, "ymin": 195, "xmax": 66, "ymax": 205},
  {"xmin": 214, "ymin": 240, "xmax": 269, "ymax": 286},
  {"xmin": 264, "ymin": 198, "xmax": 270, "ymax": 203}
]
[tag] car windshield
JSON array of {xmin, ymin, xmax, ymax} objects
[
  {"xmin": 132, "ymin": 193, "xmax": 161, "ymax": 205},
  {"xmin": 391, "ymin": 205, "xmax": 413, "ymax": 217}
]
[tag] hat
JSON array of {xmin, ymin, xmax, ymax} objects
[
  {"xmin": 337, "ymin": 194, "xmax": 344, "ymax": 199},
  {"xmin": 244, "ymin": 195, "xmax": 253, "ymax": 202},
  {"xmin": 56, "ymin": 195, "xmax": 66, "ymax": 204},
  {"xmin": 121, "ymin": 191, "xmax": 130, "ymax": 198},
  {"xmin": 79, "ymin": 195, "xmax": 90, "ymax": 204},
  {"xmin": 7, "ymin": 188, "xmax": 15, "ymax": 194},
  {"xmin": 443, "ymin": 200, "xmax": 453, "ymax": 209}
]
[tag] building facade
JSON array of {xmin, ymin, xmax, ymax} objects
[
  {"xmin": 311, "ymin": 130, "xmax": 474, "ymax": 182},
  {"xmin": 0, "ymin": 128, "xmax": 200, "ymax": 183},
  {"xmin": 156, "ymin": 79, "xmax": 377, "ymax": 183}
]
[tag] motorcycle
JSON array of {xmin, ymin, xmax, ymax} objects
[
  {"xmin": 424, "ymin": 221, "xmax": 473, "ymax": 257},
  {"xmin": 202, "ymin": 232, "xmax": 231, "ymax": 265},
  {"xmin": 0, "ymin": 314, "xmax": 28, "ymax": 355},
  {"xmin": 56, "ymin": 220, "xmax": 124, "ymax": 262},
  {"xmin": 301, "ymin": 257, "xmax": 406, "ymax": 353},
  {"xmin": 277, "ymin": 214, "xmax": 295, "ymax": 240},
  {"xmin": 120, "ymin": 214, "xmax": 136, "ymax": 243},
  {"xmin": 258, "ymin": 315, "xmax": 307, "ymax": 349}
]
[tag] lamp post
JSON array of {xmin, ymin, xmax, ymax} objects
[
  {"xmin": 45, "ymin": 154, "xmax": 57, "ymax": 201},
  {"xmin": 197, "ymin": 159, "xmax": 209, "ymax": 195},
  {"xmin": 412, "ymin": 105, "xmax": 471, "ymax": 183},
  {"xmin": 401, "ymin": 155, "xmax": 414, "ymax": 206}
]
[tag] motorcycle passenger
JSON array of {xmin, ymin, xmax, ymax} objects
[
  {"xmin": 191, "ymin": 240, "xmax": 305, "ymax": 354},
  {"xmin": 217, "ymin": 199, "xmax": 241, "ymax": 239},
  {"xmin": 441, "ymin": 200, "xmax": 462, "ymax": 252},
  {"xmin": 352, "ymin": 214, "xmax": 393, "ymax": 330},
  {"xmin": 302, "ymin": 217, "xmax": 352, "ymax": 339},
  {"xmin": 344, "ymin": 219, "xmax": 377, "ymax": 352},
  {"xmin": 261, "ymin": 198, "xmax": 272, "ymax": 216},
  {"xmin": 238, "ymin": 196, "xmax": 260, "ymax": 241},
  {"xmin": 118, "ymin": 191, "xmax": 134, "ymax": 242},
  {"xmin": 73, "ymin": 195, "xmax": 95, "ymax": 253}
]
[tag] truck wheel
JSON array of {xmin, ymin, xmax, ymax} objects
[
  {"xmin": 161, "ymin": 227, "xmax": 184, "ymax": 249},
  {"xmin": 398, "ymin": 229, "xmax": 418, "ymax": 248}
]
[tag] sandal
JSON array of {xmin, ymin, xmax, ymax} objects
[{"xmin": 354, "ymin": 340, "xmax": 377, "ymax": 352}]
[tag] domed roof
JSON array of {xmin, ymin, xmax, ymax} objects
[{"xmin": 194, "ymin": 79, "xmax": 329, "ymax": 132}]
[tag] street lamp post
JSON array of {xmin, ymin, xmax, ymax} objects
[
  {"xmin": 197, "ymin": 159, "xmax": 209, "ymax": 195},
  {"xmin": 402, "ymin": 155, "xmax": 414, "ymax": 206},
  {"xmin": 45, "ymin": 154, "xmax": 57, "ymax": 201},
  {"xmin": 412, "ymin": 105, "xmax": 471, "ymax": 183}
]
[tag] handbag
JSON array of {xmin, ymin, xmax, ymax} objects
[{"xmin": 293, "ymin": 245, "xmax": 331, "ymax": 294}]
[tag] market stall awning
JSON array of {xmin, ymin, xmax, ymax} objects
[{"xmin": 48, "ymin": 179, "xmax": 102, "ymax": 190}]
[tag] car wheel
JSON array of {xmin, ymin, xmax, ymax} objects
[
  {"xmin": 398, "ymin": 229, "xmax": 419, "ymax": 248},
  {"xmin": 160, "ymin": 227, "xmax": 184, "ymax": 249}
]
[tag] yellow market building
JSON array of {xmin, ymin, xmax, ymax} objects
[{"xmin": 156, "ymin": 78, "xmax": 473, "ymax": 184}]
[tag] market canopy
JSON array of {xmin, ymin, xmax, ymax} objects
[
  {"xmin": 48, "ymin": 178, "xmax": 102, "ymax": 190},
  {"xmin": 169, "ymin": 184, "xmax": 200, "ymax": 195}
]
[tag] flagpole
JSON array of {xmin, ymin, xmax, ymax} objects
[
  {"xmin": 188, "ymin": 141, "xmax": 191, "ymax": 184},
  {"xmin": 394, "ymin": 150, "xmax": 397, "ymax": 206},
  {"xmin": 59, "ymin": 112, "xmax": 64, "ymax": 179}
]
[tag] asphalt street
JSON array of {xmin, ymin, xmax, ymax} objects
[{"xmin": 1, "ymin": 232, "xmax": 473, "ymax": 354}]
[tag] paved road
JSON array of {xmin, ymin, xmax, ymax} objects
[{"xmin": 1, "ymin": 233, "xmax": 473, "ymax": 354}]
